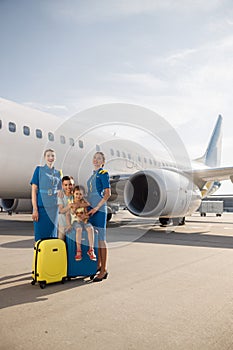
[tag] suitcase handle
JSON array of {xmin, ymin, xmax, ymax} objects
[{"xmin": 53, "ymin": 248, "xmax": 58, "ymax": 252}]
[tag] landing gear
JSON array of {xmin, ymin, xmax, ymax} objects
[
  {"xmin": 159, "ymin": 217, "xmax": 186, "ymax": 227},
  {"xmin": 159, "ymin": 218, "xmax": 171, "ymax": 227},
  {"xmin": 173, "ymin": 217, "xmax": 186, "ymax": 226}
]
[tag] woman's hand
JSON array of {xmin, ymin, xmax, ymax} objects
[
  {"xmin": 88, "ymin": 207, "xmax": 99, "ymax": 216},
  {"xmin": 32, "ymin": 209, "xmax": 39, "ymax": 222}
]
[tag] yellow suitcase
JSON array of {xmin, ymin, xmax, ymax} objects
[{"xmin": 31, "ymin": 238, "xmax": 67, "ymax": 289}]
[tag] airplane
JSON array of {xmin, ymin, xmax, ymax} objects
[{"xmin": 1, "ymin": 97, "xmax": 233, "ymax": 226}]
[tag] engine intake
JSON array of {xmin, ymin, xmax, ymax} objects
[
  {"xmin": 0, "ymin": 198, "xmax": 32, "ymax": 213},
  {"xmin": 124, "ymin": 169, "xmax": 201, "ymax": 218}
]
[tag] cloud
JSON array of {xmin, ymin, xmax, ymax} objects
[{"xmin": 165, "ymin": 48, "xmax": 199, "ymax": 65}]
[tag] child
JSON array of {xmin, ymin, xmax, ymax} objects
[
  {"xmin": 67, "ymin": 185, "xmax": 96, "ymax": 261},
  {"xmin": 57, "ymin": 176, "xmax": 73, "ymax": 240}
]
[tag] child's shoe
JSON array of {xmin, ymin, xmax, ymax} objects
[
  {"xmin": 75, "ymin": 250, "xmax": 82, "ymax": 261},
  {"xmin": 87, "ymin": 249, "xmax": 97, "ymax": 261}
]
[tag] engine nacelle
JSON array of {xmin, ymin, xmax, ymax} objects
[
  {"xmin": 0, "ymin": 198, "xmax": 32, "ymax": 213},
  {"xmin": 124, "ymin": 169, "xmax": 201, "ymax": 218}
]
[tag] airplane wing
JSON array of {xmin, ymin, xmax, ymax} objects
[
  {"xmin": 190, "ymin": 166, "xmax": 233, "ymax": 182},
  {"xmin": 110, "ymin": 166, "xmax": 233, "ymax": 186}
]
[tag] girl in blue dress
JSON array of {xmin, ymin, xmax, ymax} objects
[
  {"xmin": 30, "ymin": 149, "xmax": 62, "ymax": 241},
  {"xmin": 87, "ymin": 152, "xmax": 111, "ymax": 282}
]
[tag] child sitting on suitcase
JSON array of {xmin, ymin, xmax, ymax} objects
[{"xmin": 66, "ymin": 185, "xmax": 96, "ymax": 261}]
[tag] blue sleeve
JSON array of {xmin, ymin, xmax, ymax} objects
[
  {"xmin": 30, "ymin": 166, "xmax": 40, "ymax": 186},
  {"xmin": 56, "ymin": 169, "xmax": 62, "ymax": 190},
  {"xmin": 101, "ymin": 172, "xmax": 110, "ymax": 189}
]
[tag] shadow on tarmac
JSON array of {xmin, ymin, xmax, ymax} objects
[
  {"xmin": 136, "ymin": 229, "xmax": 233, "ymax": 249},
  {"xmin": 1, "ymin": 219, "xmax": 233, "ymax": 250},
  {"xmin": 0, "ymin": 220, "xmax": 33, "ymax": 236},
  {"xmin": 187, "ymin": 219, "xmax": 233, "ymax": 226},
  {"xmin": 0, "ymin": 272, "xmax": 32, "ymax": 285},
  {"xmin": 0, "ymin": 239, "xmax": 34, "ymax": 249},
  {"xmin": 0, "ymin": 273, "xmax": 91, "ymax": 310}
]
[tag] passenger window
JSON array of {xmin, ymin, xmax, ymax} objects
[
  {"xmin": 36, "ymin": 129, "xmax": 42, "ymax": 139},
  {"xmin": 128, "ymin": 153, "xmax": 131, "ymax": 159},
  {"xmin": 122, "ymin": 152, "xmax": 126, "ymax": 158},
  {"xmin": 69, "ymin": 138, "xmax": 74, "ymax": 146},
  {"xmin": 144, "ymin": 157, "xmax": 147, "ymax": 163},
  {"xmin": 110, "ymin": 149, "xmax": 114, "ymax": 156},
  {"xmin": 48, "ymin": 132, "xmax": 54, "ymax": 142},
  {"xmin": 138, "ymin": 155, "xmax": 141, "ymax": 162},
  {"xmin": 96, "ymin": 144, "xmax": 100, "ymax": 151},
  {"xmin": 60, "ymin": 135, "xmax": 66, "ymax": 144},
  {"xmin": 9, "ymin": 122, "xmax": 16, "ymax": 132},
  {"xmin": 79, "ymin": 140, "xmax": 84, "ymax": 149},
  {"xmin": 23, "ymin": 126, "xmax": 30, "ymax": 136},
  {"xmin": 0, "ymin": 120, "xmax": 2, "ymax": 129},
  {"xmin": 116, "ymin": 150, "xmax": 120, "ymax": 157}
]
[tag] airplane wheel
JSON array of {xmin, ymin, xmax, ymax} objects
[
  {"xmin": 159, "ymin": 218, "xmax": 171, "ymax": 227},
  {"xmin": 178, "ymin": 217, "xmax": 185, "ymax": 225}
]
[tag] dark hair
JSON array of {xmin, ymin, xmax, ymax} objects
[
  {"xmin": 62, "ymin": 175, "xmax": 71, "ymax": 183},
  {"xmin": 44, "ymin": 149, "xmax": 55, "ymax": 157},
  {"xmin": 94, "ymin": 151, "xmax": 105, "ymax": 166}
]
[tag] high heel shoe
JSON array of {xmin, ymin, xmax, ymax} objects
[
  {"xmin": 90, "ymin": 267, "xmax": 101, "ymax": 280},
  {"xmin": 93, "ymin": 272, "xmax": 108, "ymax": 282}
]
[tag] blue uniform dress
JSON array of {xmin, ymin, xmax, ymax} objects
[
  {"xmin": 30, "ymin": 165, "xmax": 62, "ymax": 241},
  {"xmin": 87, "ymin": 168, "xmax": 110, "ymax": 241}
]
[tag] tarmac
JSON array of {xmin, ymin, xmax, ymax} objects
[{"xmin": 0, "ymin": 210, "xmax": 233, "ymax": 350}]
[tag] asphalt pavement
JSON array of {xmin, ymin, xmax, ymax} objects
[{"xmin": 0, "ymin": 211, "xmax": 233, "ymax": 350}]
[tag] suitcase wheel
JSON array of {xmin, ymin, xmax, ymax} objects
[
  {"xmin": 31, "ymin": 280, "xmax": 36, "ymax": 285},
  {"xmin": 61, "ymin": 277, "xmax": 66, "ymax": 284},
  {"xmin": 39, "ymin": 281, "xmax": 46, "ymax": 289}
]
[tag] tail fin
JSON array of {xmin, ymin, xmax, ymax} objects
[{"xmin": 195, "ymin": 115, "xmax": 222, "ymax": 167}]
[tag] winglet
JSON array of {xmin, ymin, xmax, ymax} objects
[{"xmin": 195, "ymin": 115, "xmax": 222, "ymax": 167}]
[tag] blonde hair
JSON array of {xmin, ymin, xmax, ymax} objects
[{"xmin": 73, "ymin": 185, "xmax": 85, "ymax": 194}]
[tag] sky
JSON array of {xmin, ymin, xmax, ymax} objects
[{"xmin": 0, "ymin": 0, "xmax": 233, "ymax": 193}]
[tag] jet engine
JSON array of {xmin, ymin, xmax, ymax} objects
[
  {"xmin": 0, "ymin": 198, "xmax": 32, "ymax": 214},
  {"xmin": 124, "ymin": 169, "xmax": 201, "ymax": 218}
]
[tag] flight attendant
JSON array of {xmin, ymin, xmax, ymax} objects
[
  {"xmin": 31, "ymin": 149, "xmax": 62, "ymax": 241},
  {"xmin": 87, "ymin": 152, "xmax": 111, "ymax": 282}
]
